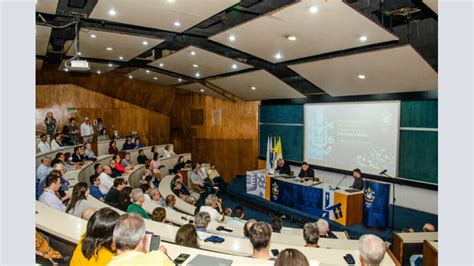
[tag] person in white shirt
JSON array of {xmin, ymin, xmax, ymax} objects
[
  {"xmin": 80, "ymin": 117, "xmax": 94, "ymax": 144},
  {"xmin": 50, "ymin": 133, "xmax": 63, "ymax": 151},
  {"xmin": 227, "ymin": 206, "xmax": 246, "ymax": 228},
  {"xmin": 163, "ymin": 145, "xmax": 176, "ymax": 158},
  {"xmin": 37, "ymin": 134, "xmax": 51, "ymax": 154},
  {"xmin": 36, "ymin": 156, "xmax": 52, "ymax": 181},
  {"xmin": 98, "ymin": 165, "xmax": 114, "ymax": 195},
  {"xmin": 39, "ymin": 175, "xmax": 67, "ymax": 212},
  {"xmin": 194, "ymin": 212, "xmax": 211, "ymax": 240},
  {"xmin": 199, "ymin": 194, "xmax": 224, "ymax": 222}
]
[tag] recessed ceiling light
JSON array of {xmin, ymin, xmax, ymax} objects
[
  {"xmin": 358, "ymin": 74, "xmax": 366, "ymax": 79},
  {"xmin": 118, "ymin": 56, "xmax": 124, "ymax": 60},
  {"xmin": 359, "ymin": 36, "xmax": 368, "ymax": 42},
  {"xmin": 200, "ymin": 89, "xmax": 205, "ymax": 92},
  {"xmin": 228, "ymin": 35, "xmax": 236, "ymax": 42},
  {"xmin": 153, "ymin": 77, "xmax": 158, "ymax": 80},
  {"xmin": 195, "ymin": 73, "xmax": 200, "ymax": 77},
  {"xmin": 145, "ymin": 70, "xmax": 150, "ymax": 74},
  {"xmin": 178, "ymin": 78, "xmax": 183, "ymax": 82},
  {"xmin": 142, "ymin": 41, "xmax": 148, "ymax": 46},
  {"xmin": 274, "ymin": 52, "xmax": 282, "ymax": 60},
  {"xmin": 167, "ymin": 0, "xmax": 175, "ymax": 2},
  {"xmin": 108, "ymin": 9, "xmax": 117, "ymax": 16},
  {"xmin": 106, "ymin": 47, "xmax": 113, "ymax": 51},
  {"xmin": 97, "ymin": 70, "xmax": 101, "ymax": 74},
  {"xmin": 309, "ymin": 6, "xmax": 318, "ymax": 14},
  {"xmin": 90, "ymin": 34, "xmax": 96, "ymax": 38},
  {"xmin": 231, "ymin": 64, "xmax": 238, "ymax": 69},
  {"xmin": 192, "ymin": 64, "xmax": 199, "ymax": 68},
  {"xmin": 64, "ymin": 68, "xmax": 69, "ymax": 72},
  {"xmin": 128, "ymin": 75, "xmax": 133, "ymax": 79},
  {"xmin": 78, "ymin": 52, "xmax": 82, "ymax": 56},
  {"xmin": 190, "ymin": 51, "xmax": 196, "ymax": 56},
  {"xmin": 159, "ymin": 63, "xmax": 164, "ymax": 67},
  {"xmin": 108, "ymin": 63, "xmax": 113, "ymax": 67},
  {"xmin": 174, "ymin": 21, "xmax": 181, "ymax": 27},
  {"xmin": 287, "ymin": 35, "xmax": 297, "ymax": 41},
  {"xmin": 250, "ymin": 86, "xmax": 256, "ymax": 90}
]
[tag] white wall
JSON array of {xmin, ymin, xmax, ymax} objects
[{"xmin": 290, "ymin": 165, "xmax": 438, "ymax": 215}]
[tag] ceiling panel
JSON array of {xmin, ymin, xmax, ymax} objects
[
  {"xmin": 423, "ymin": 0, "xmax": 438, "ymax": 14},
  {"xmin": 89, "ymin": 0, "xmax": 240, "ymax": 33},
  {"xmin": 178, "ymin": 83, "xmax": 229, "ymax": 101},
  {"xmin": 148, "ymin": 46, "xmax": 253, "ymax": 79},
  {"xmin": 209, "ymin": 0, "xmax": 398, "ymax": 63},
  {"xmin": 36, "ymin": 25, "xmax": 52, "ymax": 56},
  {"xmin": 288, "ymin": 45, "xmax": 438, "ymax": 97},
  {"xmin": 58, "ymin": 60, "xmax": 119, "ymax": 74},
  {"xmin": 209, "ymin": 69, "xmax": 305, "ymax": 100},
  {"xmin": 65, "ymin": 29, "xmax": 164, "ymax": 62},
  {"xmin": 126, "ymin": 68, "xmax": 187, "ymax": 86},
  {"xmin": 36, "ymin": 0, "xmax": 59, "ymax": 14},
  {"xmin": 36, "ymin": 59, "xmax": 43, "ymax": 70}
]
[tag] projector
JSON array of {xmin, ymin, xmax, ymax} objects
[{"xmin": 69, "ymin": 60, "xmax": 90, "ymax": 71}]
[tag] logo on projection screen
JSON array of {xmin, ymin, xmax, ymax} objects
[{"xmin": 309, "ymin": 112, "xmax": 335, "ymax": 160}]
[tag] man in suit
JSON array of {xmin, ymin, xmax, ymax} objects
[
  {"xmin": 298, "ymin": 162, "xmax": 315, "ymax": 179},
  {"xmin": 350, "ymin": 168, "xmax": 364, "ymax": 191},
  {"xmin": 275, "ymin": 159, "xmax": 291, "ymax": 175}
]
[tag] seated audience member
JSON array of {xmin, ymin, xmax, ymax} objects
[
  {"xmin": 107, "ymin": 159, "xmax": 121, "ymax": 178},
  {"xmin": 108, "ymin": 140, "xmax": 119, "ymax": 155},
  {"xmin": 127, "ymin": 188, "xmax": 150, "ymax": 219},
  {"xmin": 298, "ymin": 162, "xmax": 315, "ymax": 179},
  {"xmin": 50, "ymin": 133, "xmax": 63, "ymax": 151},
  {"xmin": 199, "ymin": 194, "xmax": 224, "ymax": 222},
  {"xmin": 122, "ymin": 136, "xmax": 135, "ymax": 150},
  {"xmin": 227, "ymin": 206, "xmax": 245, "ymax": 227},
  {"xmin": 151, "ymin": 207, "xmax": 167, "ymax": 223},
  {"xmin": 117, "ymin": 187, "xmax": 132, "ymax": 212},
  {"xmin": 112, "ymin": 130, "xmax": 120, "ymax": 140},
  {"xmin": 50, "ymin": 153, "xmax": 65, "ymax": 169},
  {"xmin": 134, "ymin": 137, "xmax": 143, "ymax": 149},
  {"xmin": 108, "ymin": 214, "xmax": 172, "ymax": 265},
  {"xmin": 137, "ymin": 149, "xmax": 148, "ymax": 164},
  {"xmin": 190, "ymin": 164, "xmax": 215, "ymax": 195},
  {"xmin": 172, "ymin": 156, "xmax": 185, "ymax": 174},
  {"xmin": 99, "ymin": 165, "xmax": 115, "ymax": 195},
  {"xmin": 172, "ymin": 182, "xmax": 189, "ymax": 201},
  {"xmin": 207, "ymin": 163, "xmax": 227, "ymax": 193},
  {"xmin": 402, "ymin": 226, "xmax": 416, "ymax": 233},
  {"xmin": 66, "ymin": 182, "xmax": 95, "ymax": 218},
  {"xmin": 142, "ymin": 169, "xmax": 159, "ymax": 188},
  {"xmin": 37, "ymin": 134, "xmax": 51, "ymax": 154},
  {"xmin": 303, "ymin": 222, "xmax": 320, "ymax": 248},
  {"xmin": 149, "ymin": 188, "xmax": 165, "ymax": 206},
  {"xmin": 94, "ymin": 163, "xmax": 103, "ymax": 175},
  {"xmin": 71, "ymin": 207, "xmax": 120, "ymax": 265},
  {"xmin": 185, "ymin": 195, "xmax": 196, "ymax": 206},
  {"xmin": 423, "ymin": 223, "xmax": 436, "ymax": 232},
  {"xmin": 84, "ymin": 143, "xmax": 97, "ymax": 161},
  {"xmin": 97, "ymin": 128, "xmax": 110, "ymax": 142},
  {"xmin": 249, "ymin": 222, "xmax": 273, "ymax": 260},
  {"xmin": 149, "ymin": 152, "xmax": 162, "ymax": 176},
  {"xmin": 317, "ymin": 219, "xmax": 337, "ymax": 238},
  {"xmin": 71, "ymin": 146, "xmax": 86, "ymax": 165},
  {"xmin": 63, "ymin": 152, "xmax": 78, "ymax": 171},
  {"xmin": 89, "ymin": 174, "xmax": 105, "ymax": 202},
  {"xmin": 243, "ymin": 219, "xmax": 257, "ymax": 239},
  {"xmin": 275, "ymin": 249, "xmax": 309, "ymax": 266},
  {"xmin": 38, "ymin": 164, "xmax": 70, "ymax": 198},
  {"xmin": 358, "ymin": 234, "xmax": 386, "ymax": 266},
  {"xmin": 139, "ymin": 184, "xmax": 152, "ymax": 202},
  {"xmin": 165, "ymin": 195, "xmax": 176, "ymax": 210},
  {"xmin": 350, "ymin": 168, "xmax": 365, "ymax": 191},
  {"xmin": 114, "ymin": 154, "xmax": 132, "ymax": 173},
  {"xmin": 36, "ymin": 156, "xmax": 52, "ymax": 181},
  {"xmin": 275, "ymin": 159, "xmax": 291, "ymax": 175},
  {"xmin": 184, "ymin": 160, "xmax": 193, "ymax": 169},
  {"xmin": 175, "ymin": 224, "xmax": 199, "ymax": 248},
  {"xmin": 39, "ymin": 174, "xmax": 67, "ymax": 212},
  {"xmin": 172, "ymin": 173, "xmax": 199, "ymax": 201},
  {"xmin": 105, "ymin": 178, "xmax": 126, "ymax": 208},
  {"xmin": 224, "ymin": 208, "xmax": 232, "ymax": 217},
  {"xmin": 121, "ymin": 152, "xmax": 134, "ymax": 168},
  {"xmin": 163, "ymin": 144, "xmax": 176, "ymax": 158},
  {"xmin": 271, "ymin": 216, "xmax": 283, "ymax": 233},
  {"xmin": 194, "ymin": 212, "xmax": 211, "ymax": 240},
  {"xmin": 81, "ymin": 208, "xmax": 97, "ymax": 221}
]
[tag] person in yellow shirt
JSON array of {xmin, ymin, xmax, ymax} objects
[
  {"xmin": 108, "ymin": 213, "xmax": 173, "ymax": 266},
  {"xmin": 70, "ymin": 207, "xmax": 120, "ymax": 266},
  {"xmin": 207, "ymin": 163, "xmax": 227, "ymax": 194}
]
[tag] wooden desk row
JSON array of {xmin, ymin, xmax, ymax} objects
[{"xmin": 391, "ymin": 232, "xmax": 438, "ymax": 265}]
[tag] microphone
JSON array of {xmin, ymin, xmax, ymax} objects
[{"xmin": 379, "ymin": 169, "xmax": 387, "ymax": 175}]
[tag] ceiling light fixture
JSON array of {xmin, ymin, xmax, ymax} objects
[
  {"xmin": 231, "ymin": 64, "xmax": 238, "ymax": 69},
  {"xmin": 118, "ymin": 56, "xmax": 124, "ymax": 60},
  {"xmin": 78, "ymin": 52, "xmax": 82, "ymax": 56},
  {"xmin": 108, "ymin": 63, "xmax": 113, "ymax": 67},
  {"xmin": 190, "ymin": 51, "xmax": 196, "ymax": 56},
  {"xmin": 108, "ymin": 9, "xmax": 117, "ymax": 16},
  {"xmin": 200, "ymin": 89, "xmax": 204, "ymax": 92},
  {"xmin": 146, "ymin": 70, "xmax": 150, "ymax": 73},
  {"xmin": 159, "ymin": 63, "xmax": 164, "ymax": 67},
  {"xmin": 106, "ymin": 47, "xmax": 113, "ymax": 51},
  {"xmin": 97, "ymin": 70, "xmax": 101, "ymax": 74},
  {"xmin": 274, "ymin": 52, "xmax": 282, "ymax": 60},
  {"xmin": 359, "ymin": 35, "xmax": 368, "ymax": 42},
  {"xmin": 64, "ymin": 68, "xmax": 69, "ymax": 72},
  {"xmin": 167, "ymin": 0, "xmax": 175, "ymax": 2},
  {"xmin": 128, "ymin": 75, "xmax": 133, "ymax": 79},
  {"xmin": 178, "ymin": 78, "xmax": 183, "ymax": 82},
  {"xmin": 309, "ymin": 6, "xmax": 318, "ymax": 14},
  {"xmin": 228, "ymin": 35, "xmax": 236, "ymax": 42},
  {"xmin": 250, "ymin": 86, "xmax": 256, "ymax": 90},
  {"xmin": 358, "ymin": 74, "xmax": 366, "ymax": 79},
  {"xmin": 192, "ymin": 64, "xmax": 199, "ymax": 68},
  {"xmin": 90, "ymin": 34, "xmax": 96, "ymax": 38},
  {"xmin": 153, "ymin": 77, "xmax": 158, "ymax": 80},
  {"xmin": 142, "ymin": 41, "xmax": 149, "ymax": 46},
  {"xmin": 195, "ymin": 73, "xmax": 200, "ymax": 77},
  {"xmin": 287, "ymin": 35, "xmax": 297, "ymax": 41},
  {"xmin": 174, "ymin": 21, "xmax": 181, "ymax": 27}
]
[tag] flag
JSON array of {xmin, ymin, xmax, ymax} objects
[
  {"xmin": 276, "ymin": 136, "xmax": 283, "ymax": 161},
  {"xmin": 266, "ymin": 136, "xmax": 271, "ymax": 171},
  {"xmin": 272, "ymin": 136, "xmax": 278, "ymax": 170}
]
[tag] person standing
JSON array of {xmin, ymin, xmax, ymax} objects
[
  {"xmin": 44, "ymin": 111, "xmax": 57, "ymax": 140},
  {"xmin": 63, "ymin": 117, "xmax": 80, "ymax": 145},
  {"xmin": 80, "ymin": 117, "xmax": 94, "ymax": 144}
]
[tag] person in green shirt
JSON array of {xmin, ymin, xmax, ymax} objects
[{"xmin": 127, "ymin": 188, "xmax": 150, "ymax": 219}]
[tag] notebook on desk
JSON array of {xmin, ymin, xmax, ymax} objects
[
  {"xmin": 345, "ymin": 188, "xmax": 361, "ymax": 193},
  {"xmin": 187, "ymin": 255, "xmax": 233, "ymax": 266}
]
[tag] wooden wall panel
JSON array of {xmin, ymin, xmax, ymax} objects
[
  {"xmin": 36, "ymin": 68, "xmax": 176, "ymax": 115},
  {"xmin": 36, "ymin": 84, "xmax": 170, "ymax": 146},
  {"xmin": 170, "ymin": 92, "xmax": 259, "ymax": 181}
]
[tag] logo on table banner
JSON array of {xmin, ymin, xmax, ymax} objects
[
  {"xmin": 246, "ymin": 172, "xmax": 266, "ymax": 197},
  {"xmin": 271, "ymin": 182, "xmax": 279, "ymax": 200},
  {"xmin": 322, "ymin": 203, "xmax": 343, "ymax": 219},
  {"xmin": 364, "ymin": 187, "xmax": 376, "ymax": 208}
]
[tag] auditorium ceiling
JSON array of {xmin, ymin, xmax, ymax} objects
[{"xmin": 36, "ymin": 0, "xmax": 438, "ymax": 101}]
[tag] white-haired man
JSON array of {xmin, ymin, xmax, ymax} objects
[
  {"xmin": 199, "ymin": 194, "xmax": 224, "ymax": 222},
  {"xmin": 317, "ymin": 218, "xmax": 337, "ymax": 238},
  {"xmin": 359, "ymin": 234, "xmax": 386, "ymax": 266},
  {"xmin": 127, "ymin": 188, "xmax": 150, "ymax": 219}
]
